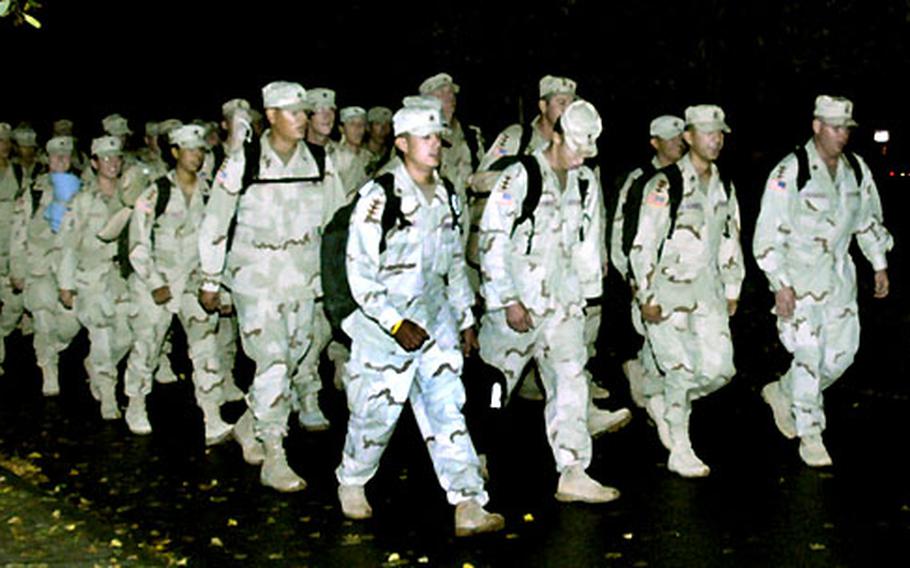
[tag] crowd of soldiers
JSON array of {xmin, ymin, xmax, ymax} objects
[{"xmin": 0, "ymin": 72, "xmax": 893, "ymax": 536}]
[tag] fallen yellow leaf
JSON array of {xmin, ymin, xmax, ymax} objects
[
  {"xmin": 523, "ymin": 513, "xmax": 534, "ymax": 522},
  {"xmin": 227, "ymin": 518, "xmax": 238, "ymax": 527},
  {"xmin": 210, "ymin": 537, "xmax": 223, "ymax": 547},
  {"xmin": 110, "ymin": 539, "xmax": 122, "ymax": 548}
]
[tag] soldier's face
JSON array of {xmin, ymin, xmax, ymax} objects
[
  {"xmin": 431, "ymin": 85, "xmax": 457, "ymax": 120},
  {"xmin": 813, "ymin": 119, "xmax": 850, "ymax": 158},
  {"xmin": 653, "ymin": 135, "xmax": 686, "ymax": 163},
  {"xmin": 175, "ymin": 146, "xmax": 204, "ymax": 173},
  {"xmin": 0, "ymin": 138, "xmax": 10, "ymax": 158},
  {"xmin": 94, "ymin": 155, "xmax": 123, "ymax": 180},
  {"xmin": 370, "ymin": 121, "xmax": 391, "ymax": 142},
  {"xmin": 684, "ymin": 129, "xmax": 724, "ymax": 163},
  {"xmin": 540, "ymin": 94, "xmax": 574, "ymax": 126},
  {"xmin": 342, "ymin": 118, "xmax": 366, "ymax": 146},
  {"xmin": 309, "ymin": 107, "xmax": 336, "ymax": 137},
  {"xmin": 268, "ymin": 108, "xmax": 308, "ymax": 141},
  {"xmin": 48, "ymin": 153, "xmax": 72, "ymax": 173},
  {"xmin": 556, "ymin": 140, "xmax": 587, "ymax": 170},
  {"xmin": 18, "ymin": 145, "xmax": 37, "ymax": 161},
  {"xmin": 397, "ymin": 132, "xmax": 442, "ymax": 169}
]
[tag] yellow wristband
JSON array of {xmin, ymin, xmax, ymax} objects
[{"xmin": 390, "ymin": 320, "xmax": 404, "ymax": 335}]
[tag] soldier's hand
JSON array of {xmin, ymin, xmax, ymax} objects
[
  {"xmin": 151, "ymin": 286, "xmax": 173, "ymax": 305},
  {"xmin": 461, "ymin": 326, "xmax": 480, "ymax": 358},
  {"xmin": 59, "ymin": 289, "xmax": 75, "ymax": 309},
  {"xmin": 727, "ymin": 299, "xmax": 738, "ymax": 316},
  {"xmin": 641, "ymin": 302, "xmax": 662, "ymax": 323},
  {"xmin": 227, "ymin": 109, "xmax": 252, "ymax": 154},
  {"xmin": 505, "ymin": 302, "xmax": 533, "ymax": 333},
  {"xmin": 10, "ymin": 277, "xmax": 24, "ymax": 292},
  {"xmin": 874, "ymin": 269, "xmax": 890, "ymax": 299},
  {"xmin": 775, "ymin": 286, "xmax": 795, "ymax": 320},
  {"xmin": 198, "ymin": 290, "xmax": 221, "ymax": 313},
  {"xmin": 393, "ymin": 319, "xmax": 429, "ymax": 352}
]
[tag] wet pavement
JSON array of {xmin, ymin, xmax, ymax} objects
[{"xmin": 2, "ymin": 181, "xmax": 910, "ymax": 567}]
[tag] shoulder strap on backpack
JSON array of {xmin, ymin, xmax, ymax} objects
[
  {"xmin": 374, "ymin": 172, "xmax": 409, "ymax": 254},
  {"xmin": 440, "ymin": 177, "xmax": 463, "ymax": 235},
  {"xmin": 304, "ymin": 141, "xmax": 327, "ymax": 180},
  {"xmin": 153, "ymin": 176, "xmax": 171, "ymax": 218},
  {"xmin": 794, "ymin": 145, "xmax": 810, "ymax": 191},
  {"xmin": 844, "ymin": 152, "xmax": 864, "ymax": 187},
  {"xmin": 464, "ymin": 126, "xmax": 481, "ymax": 172},
  {"xmin": 662, "ymin": 164, "xmax": 684, "ymax": 236},
  {"xmin": 620, "ymin": 162, "xmax": 658, "ymax": 259},
  {"xmin": 578, "ymin": 175, "xmax": 591, "ymax": 242},
  {"xmin": 510, "ymin": 155, "xmax": 543, "ymax": 254},
  {"xmin": 12, "ymin": 164, "xmax": 25, "ymax": 198}
]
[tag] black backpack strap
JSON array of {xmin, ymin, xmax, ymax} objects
[
  {"xmin": 240, "ymin": 135, "xmax": 261, "ymax": 194},
  {"xmin": 153, "ymin": 176, "xmax": 171, "ymax": 218},
  {"xmin": 620, "ymin": 162, "xmax": 658, "ymax": 259},
  {"xmin": 845, "ymin": 152, "xmax": 864, "ymax": 187},
  {"xmin": 464, "ymin": 125, "xmax": 482, "ymax": 172},
  {"xmin": 511, "ymin": 155, "xmax": 543, "ymax": 254},
  {"xmin": 304, "ymin": 141, "xmax": 327, "ymax": 180},
  {"xmin": 578, "ymin": 175, "xmax": 590, "ymax": 242},
  {"xmin": 441, "ymin": 177, "xmax": 463, "ymax": 235},
  {"xmin": 374, "ymin": 173, "xmax": 408, "ymax": 254},
  {"xmin": 794, "ymin": 145, "xmax": 810, "ymax": 191},
  {"xmin": 12, "ymin": 164, "xmax": 25, "ymax": 198},
  {"xmin": 663, "ymin": 164, "xmax": 684, "ymax": 235}
]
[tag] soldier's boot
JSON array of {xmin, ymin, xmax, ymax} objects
[
  {"xmin": 220, "ymin": 373, "xmax": 245, "ymax": 403},
  {"xmin": 40, "ymin": 364, "xmax": 60, "ymax": 397},
  {"xmin": 667, "ymin": 413, "xmax": 710, "ymax": 478},
  {"xmin": 125, "ymin": 395, "xmax": 152, "ymax": 435},
  {"xmin": 298, "ymin": 394, "xmax": 330, "ymax": 432},
  {"xmin": 199, "ymin": 397, "xmax": 233, "ymax": 446},
  {"xmin": 98, "ymin": 381, "xmax": 121, "ymax": 420},
  {"xmin": 338, "ymin": 484, "xmax": 372, "ymax": 520},
  {"xmin": 232, "ymin": 410, "xmax": 265, "ymax": 465},
  {"xmin": 761, "ymin": 381, "xmax": 797, "ymax": 439},
  {"xmin": 454, "ymin": 500, "xmax": 506, "ymax": 537},
  {"xmin": 588, "ymin": 406, "xmax": 632, "ymax": 438},
  {"xmin": 517, "ymin": 367, "xmax": 545, "ymax": 401},
  {"xmin": 623, "ymin": 358, "xmax": 647, "ymax": 408},
  {"xmin": 799, "ymin": 433, "xmax": 833, "ymax": 467},
  {"xmin": 645, "ymin": 394, "xmax": 672, "ymax": 449},
  {"xmin": 259, "ymin": 435, "xmax": 306, "ymax": 492},
  {"xmin": 555, "ymin": 465, "xmax": 621, "ymax": 504}
]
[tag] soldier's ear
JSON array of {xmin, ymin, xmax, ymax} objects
[
  {"xmin": 393, "ymin": 135, "xmax": 409, "ymax": 154},
  {"xmin": 170, "ymin": 146, "xmax": 180, "ymax": 161},
  {"xmin": 682, "ymin": 129, "xmax": 694, "ymax": 147},
  {"xmin": 649, "ymin": 137, "xmax": 660, "ymax": 152},
  {"xmin": 538, "ymin": 99, "xmax": 547, "ymax": 117},
  {"xmin": 812, "ymin": 119, "xmax": 822, "ymax": 135},
  {"xmin": 265, "ymin": 108, "xmax": 278, "ymax": 126}
]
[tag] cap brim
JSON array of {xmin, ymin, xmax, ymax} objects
[
  {"xmin": 818, "ymin": 116, "xmax": 858, "ymax": 127},
  {"xmin": 691, "ymin": 121, "xmax": 731, "ymax": 134}
]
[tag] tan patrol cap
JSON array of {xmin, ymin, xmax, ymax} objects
[
  {"xmin": 168, "ymin": 125, "xmax": 207, "ymax": 149},
  {"xmin": 157, "ymin": 119, "xmax": 183, "ymax": 136},
  {"xmin": 367, "ymin": 106, "xmax": 393, "ymax": 124},
  {"xmin": 307, "ymin": 88, "xmax": 336, "ymax": 111},
  {"xmin": 685, "ymin": 104, "xmax": 731, "ymax": 133},
  {"xmin": 0, "ymin": 123, "xmax": 11, "ymax": 139},
  {"xmin": 222, "ymin": 98, "xmax": 251, "ymax": 119},
  {"xmin": 52, "ymin": 119, "xmax": 74, "ymax": 136},
  {"xmin": 46, "ymin": 136, "xmax": 75, "ymax": 155},
  {"xmin": 339, "ymin": 106, "xmax": 367, "ymax": 123},
  {"xmin": 393, "ymin": 105, "xmax": 449, "ymax": 137},
  {"xmin": 262, "ymin": 81, "xmax": 307, "ymax": 111},
  {"xmin": 560, "ymin": 99, "xmax": 602, "ymax": 158},
  {"xmin": 12, "ymin": 126, "xmax": 37, "ymax": 146},
  {"xmin": 539, "ymin": 75, "xmax": 577, "ymax": 99},
  {"xmin": 102, "ymin": 114, "xmax": 132, "ymax": 136},
  {"xmin": 91, "ymin": 135, "xmax": 123, "ymax": 157},
  {"xmin": 419, "ymin": 72, "xmax": 459, "ymax": 95},
  {"xmin": 814, "ymin": 95, "xmax": 858, "ymax": 127},
  {"xmin": 649, "ymin": 115, "xmax": 685, "ymax": 140}
]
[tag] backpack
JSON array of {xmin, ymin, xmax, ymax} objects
[
  {"xmin": 619, "ymin": 162, "xmax": 732, "ymax": 264},
  {"xmin": 793, "ymin": 145, "xmax": 863, "ymax": 190},
  {"xmin": 320, "ymin": 173, "xmax": 462, "ymax": 334},
  {"xmin": 117, "ymin": 176, "xmax": 178, "ymax": 278},
  {"xmin": 222, "ymin": 138, "xmax": 329, "ymax": 251}
]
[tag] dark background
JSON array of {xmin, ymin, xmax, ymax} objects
[{"xmin": 4, "ymin": 0, "xmax": 910, "ymax": 176}]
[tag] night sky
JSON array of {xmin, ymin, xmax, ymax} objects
[{"xmin": 4, "ymin": 0, "xmax": 910, "ymax": 175}]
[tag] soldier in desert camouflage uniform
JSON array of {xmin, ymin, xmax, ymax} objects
[{"xmin": 754, "ymin": 95, "xmax": 893, "ymax": 467}]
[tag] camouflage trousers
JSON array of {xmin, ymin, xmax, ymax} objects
[
  {"xmin": 233, "ymin": 292, "xmax": 315, "ymax": 439},
  {"xmin": 73, "ymin": 274, "xmax": 133, "ymax": 395},
  {"xmin": 24, "ymin": 273, "xmax": 81, "ymax": 371},
  {"xmin": 216, "ymin": 312, "xmax": 238, "ymax": 383},
  {"xmin": 0, "ymin": 277, "xmax": 25, "ymax": 349},
  {"xmin": 124, "ymin": 278, "xmax": 223, "ymax": 406},
  {"xmin": 336, "ymin": 334, "xmax": 488, "ymax": 506},
  {"xmin": 289, "ymin": 304, "xmax": 330, "ymax": 405},
  {"xmin": 776, "ymin": 298, "xmax": 860, "ymax": 437},
  {"xmin": 645, "ymin": 297, "xmax": 734, "ymax": 427},
  {"xmin": 630, "ymin": 300, "xmax": 662, "ymax": 397},
  {"xmin": 479, "ymin": 307, "xmax": 592, "ymax": 473}
]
